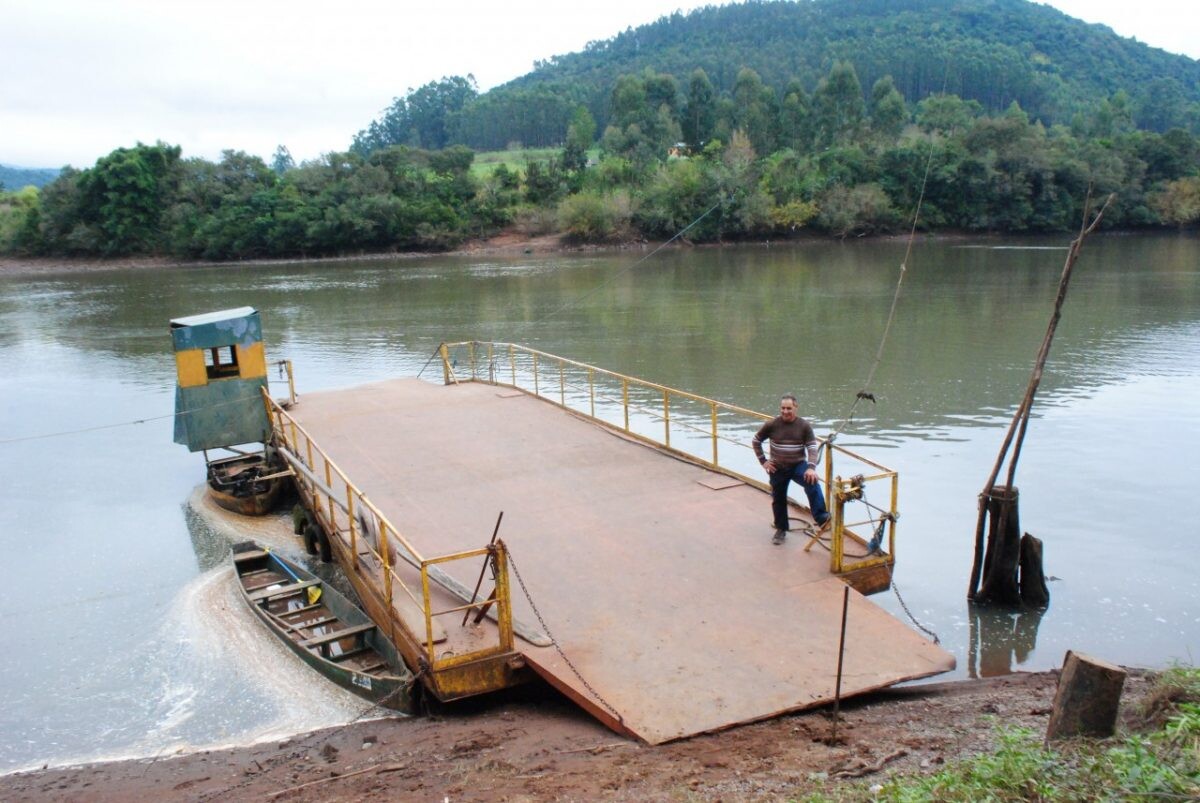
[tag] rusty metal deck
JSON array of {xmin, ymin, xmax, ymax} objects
[{"xmin": 289, "ymin": 378, "xmax": 954, "ymax": 743}]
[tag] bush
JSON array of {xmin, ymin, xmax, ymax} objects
[
  {"xmin": 512, "ymin": 204, "xmax": 559, "ymax": 236},
  {"xmin": 815, "ymin": 182, "xmax": 899, "ymax": 238},
  {"xmin": 557, "ymin": 190, "xmax": 632, "ymax": 242}
]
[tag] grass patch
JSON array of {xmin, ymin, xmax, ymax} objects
[
  {"xmin": 470, "ymin": 147, "xmax": 561, "ymax": 179},
  {"xmin": 805, "ymin": 667, "xmax": 1200, "ymax": 802}
]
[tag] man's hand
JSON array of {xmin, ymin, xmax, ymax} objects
[
  {"xmin": 763, "ymin": 460, "xmax": 777, "ymax": 474},
  {"xmin": 803, "ymin": 467, "xmax": 818, "ymax": 483}
]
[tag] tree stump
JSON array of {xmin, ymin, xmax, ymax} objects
[
  {"xmin": 1046, "ymin": 650, "xmax": 1127, "ymax": 740},
  {"xmin": 1019, "ymin": 532, "xmax": 1050, "ymax": 607},
  {"xmin": 975, "ymin": 485, "xmax": 1022, "ymax": 605}
]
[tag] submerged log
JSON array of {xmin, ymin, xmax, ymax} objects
[
  {"xmin": 1046, "ymin": 651, "xmax": 1126, "ymax": 740},
  {"xmin": 1019, "ymin": 532, "xmax": 1050, "ymax": 607},
  {"xmin": 975, "ymin": 485, "xmax": 1022, "ymax": 606}
]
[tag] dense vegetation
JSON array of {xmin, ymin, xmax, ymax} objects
[
  {"xmin": 356, "ymin": 0, "xmax": 1200, "ymax": 153},
  {"xmin": 3, "ymin": 0, "xmax": 1199, "ymax": 260}
]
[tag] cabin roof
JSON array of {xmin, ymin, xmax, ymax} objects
[
  {"xmin": 170, "ymin": 307, "xmax": 257, "ymax": 329},
  {"xmin": 170, "ymin": 307, "xmax": 262, "ymax": 352}
]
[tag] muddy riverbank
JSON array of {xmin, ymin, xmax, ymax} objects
[{"xmin": 0, "ymin": 669, "xmax": 1157, "ymax": 801}]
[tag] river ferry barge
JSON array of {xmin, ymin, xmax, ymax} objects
[{"xmin": 262, "ymin": 341, "xmax": 954, "ymax": 743}]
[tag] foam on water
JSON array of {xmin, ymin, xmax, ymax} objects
[{"xmin": 3, "ymin": 494, "xmax": 382, "ymax": 775}]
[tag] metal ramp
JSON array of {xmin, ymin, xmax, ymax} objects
[{"xmin": 286, "ymin": 377, "xmax": 954, "ymax": 743}]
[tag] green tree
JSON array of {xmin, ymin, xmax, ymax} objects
[
  {"xmin": 352, "ymin": 75, "xmax": 479, "ymax": 154},
  {"xmin": 732, "ymin": 67, "xmax": 779, "ymax": 156},
  {"xmin": 271, "ymin": 145, "xmax": 295, "ymax": 174},
  {"xmin": 682, "ymin": 69, "xmax": 717, "ymax": 151},
  {"xmin": 1088, "ymin": 91, "xmax": 1136, "ymax": 139},
  {"xmin": 870, "ymin": 76, "xmax": 908, "ymax": 140},
  {"xmin": 779, "ymin": 80, "xmax": 813, "ymax": 153},
  {"xmin": 1151, "ymin": 176, "xmax": 1200, "ymax": 226},
  {"xmin": 812, "ymin": 61, "xmax": 866, "ymax": 147},
  {"xmin": 915, "ymin": 94, "xmax": 983, "ymax": 135},
  {"xmin": 816, "ymin": 183, "xmax": 898, "ymax": 238},
  {"xmin": 563, "ymin": 106, "xmax": 596, "ymax": 175},
  {"xmin": 76, "ymin": 142, "xmax": 183, "ymax": 255},
  {"xmin": 0, "ymin": 185, "xmax": 43, "ymax": 254},
  {"xmin": 557, "ymin": 189, "xmax": 632, "ymax": 242}
]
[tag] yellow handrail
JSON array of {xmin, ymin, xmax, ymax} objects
[
  {"xmin": 438, "ymin": 341, "xmax": 900, "ymax": 577},
  {"xmin": 263, "ymin": 389, "xmax": 515, "ymax": 672}
]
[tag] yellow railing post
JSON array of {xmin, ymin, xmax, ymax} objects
[
  {"xmin": 325, "ymin": 457, "xmax": 335, "ymax": 531},
  {"xmin": 380, "ymin": 519, "xmax": 393, "ymax": 608},
  {"xmin": 439, "ymin": 343, "xmax": 450, "ymax": 385},
  {"xmin": 420, "ymin": 564, "xmax": 435, "ymax": 664},
  {"xmin": 622, "ymin": 378, "xmax": 629, "ymax": 431},
  {"xmin": 828, "ymin": 446, "xmax": 841, "ymax": 574},
  {"xmin": 890, "ymin": 473, "xmax": 899, "ymax": 555},
  {"xmin": 710, "ymin": 402, "xmax": 719, "ymax": 467},
  {"xmin": 494, "ymin": 541, "xmax": 514, "ymax": 651},
  {"xmin": 663, "ymin": 390, "xmax": 671, "ymax": 448},
  {"xmin": 346, "ymin": 487, "xmax": 357, "ymax": 567}
]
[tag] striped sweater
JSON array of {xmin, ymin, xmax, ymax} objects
[{"xmin": 752, "ymin": 416, "xmax": 819, "ymax": 468}]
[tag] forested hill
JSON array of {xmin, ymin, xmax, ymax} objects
[
  {"xmin": 0, "ymin": 164, "xmax": 60, "ymax": 191},
  {"xmin": 374, "ymin": 0, "xmax": 1200, "ymax": 151}
]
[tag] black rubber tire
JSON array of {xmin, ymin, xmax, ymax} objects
[
  {"xmin": 302, "ymin": 523, "xmax": 319, "ymax": 556},
  {"xmin": 316, "ymin": 526, "xmax": 332, "ymax": 563},
  {"xmin": 292, "ymin": 504, "xmax": 308, "ymax": 534}
]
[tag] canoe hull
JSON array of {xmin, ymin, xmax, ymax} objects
[
  {"xmin": 231, "ymin": 541, "xmax": 415, "ymax": 712},
  {"xmin": 208, "ymin": 454, "xmax": 290, "ymax": 516}
]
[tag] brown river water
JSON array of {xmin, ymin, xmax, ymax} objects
[{"xmin": 1, "ymin": 232, "xmax": 1197, "ymax": 771}]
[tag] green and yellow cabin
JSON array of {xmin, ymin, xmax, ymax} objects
[{"xmin": 170, "ymin": 307, "xmax": 270, "ymax": 452}]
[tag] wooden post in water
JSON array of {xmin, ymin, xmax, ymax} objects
[
  {"xmin": 975, "ymin": 485, "xmax": 1023, "ymax": 606},
  {"xmin": 967, "ymin": 194, "xmax": 1114, "ymax": 604}
]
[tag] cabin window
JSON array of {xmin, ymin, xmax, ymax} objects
[{"xmin": 204, "ymin": 346, "xmax": 240, "ymax": 379}]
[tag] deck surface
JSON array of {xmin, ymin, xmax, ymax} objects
[{"xmin": 291, "ymin": 378, "xmax": 954, "ymax": 743}]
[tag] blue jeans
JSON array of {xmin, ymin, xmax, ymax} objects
[{"xmin": 770, "ymin": 461, "xmax": 829, "ymax": 531}]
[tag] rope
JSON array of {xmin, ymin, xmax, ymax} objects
[
  {"xmin": 0, "ymin": 391, "xmax": 268, "ymax": 445},
  {"xmin": 826, "ymin": 131, "xmax": 939, "ymax": 443}
]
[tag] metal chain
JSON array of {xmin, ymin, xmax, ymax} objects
[
  {"xmin": 506, "ymin": 547, "xmax": 625, "ymax": 724},
  {"xmin": 887, "ymin": 566, "xmax": 941, "ymax": 645}
]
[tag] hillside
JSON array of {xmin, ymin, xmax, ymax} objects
[
  {"xmin": 423, "ymin": 0, "xmax": 1200, "ymax": 150},
  {"xmin": 0, "ymin": 164, "xmax": 59, "ymax": 190}
]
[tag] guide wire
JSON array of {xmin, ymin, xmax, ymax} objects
[
  {"xmin": 530, "ymin": 197, "xmax": 726, "ymax": 331},
  {"xmin": 825, "ymin": 131, "xmax": 938, "ymax": 445},
  {"xmin": 0, "ymin": 391, "xmax": 267, "ymax": 445}
]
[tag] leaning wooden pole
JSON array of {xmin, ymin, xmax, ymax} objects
[{"xmin": 967, "ymin": 193, "xmax": 1115, "ymax": 600}]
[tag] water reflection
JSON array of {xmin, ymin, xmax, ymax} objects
[{"xmin": 966, "ymin": 602, "xmax": 1047, "ymax": 678}]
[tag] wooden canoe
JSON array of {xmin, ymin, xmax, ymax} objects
[
  {"xmin": 230, "ymin": 541, "xmax": 415, "ymax": 712},
  {"xmin": 208, "ymin": 453, "xmax": 290, "ymax": 516}
]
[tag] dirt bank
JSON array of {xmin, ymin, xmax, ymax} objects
[
  {"xmin": 0, "ymin": 233, "xmax": 598, "ymax": 278},
  {"xmin": 1, "ymin": 227, "xmax": 930, "ymax": 278},
  {"xmin": 0, "ymin": 669, "xmax": 1156, "ymax": 801}
]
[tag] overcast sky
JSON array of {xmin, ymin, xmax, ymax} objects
[{"xmin": 2, "ymin": 0, "xmax": 1196, "ymax": 169}]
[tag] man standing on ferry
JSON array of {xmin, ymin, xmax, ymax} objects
[{"xmin": 752, "ymin": 393, "xmax": 830, "ymax": 545}]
